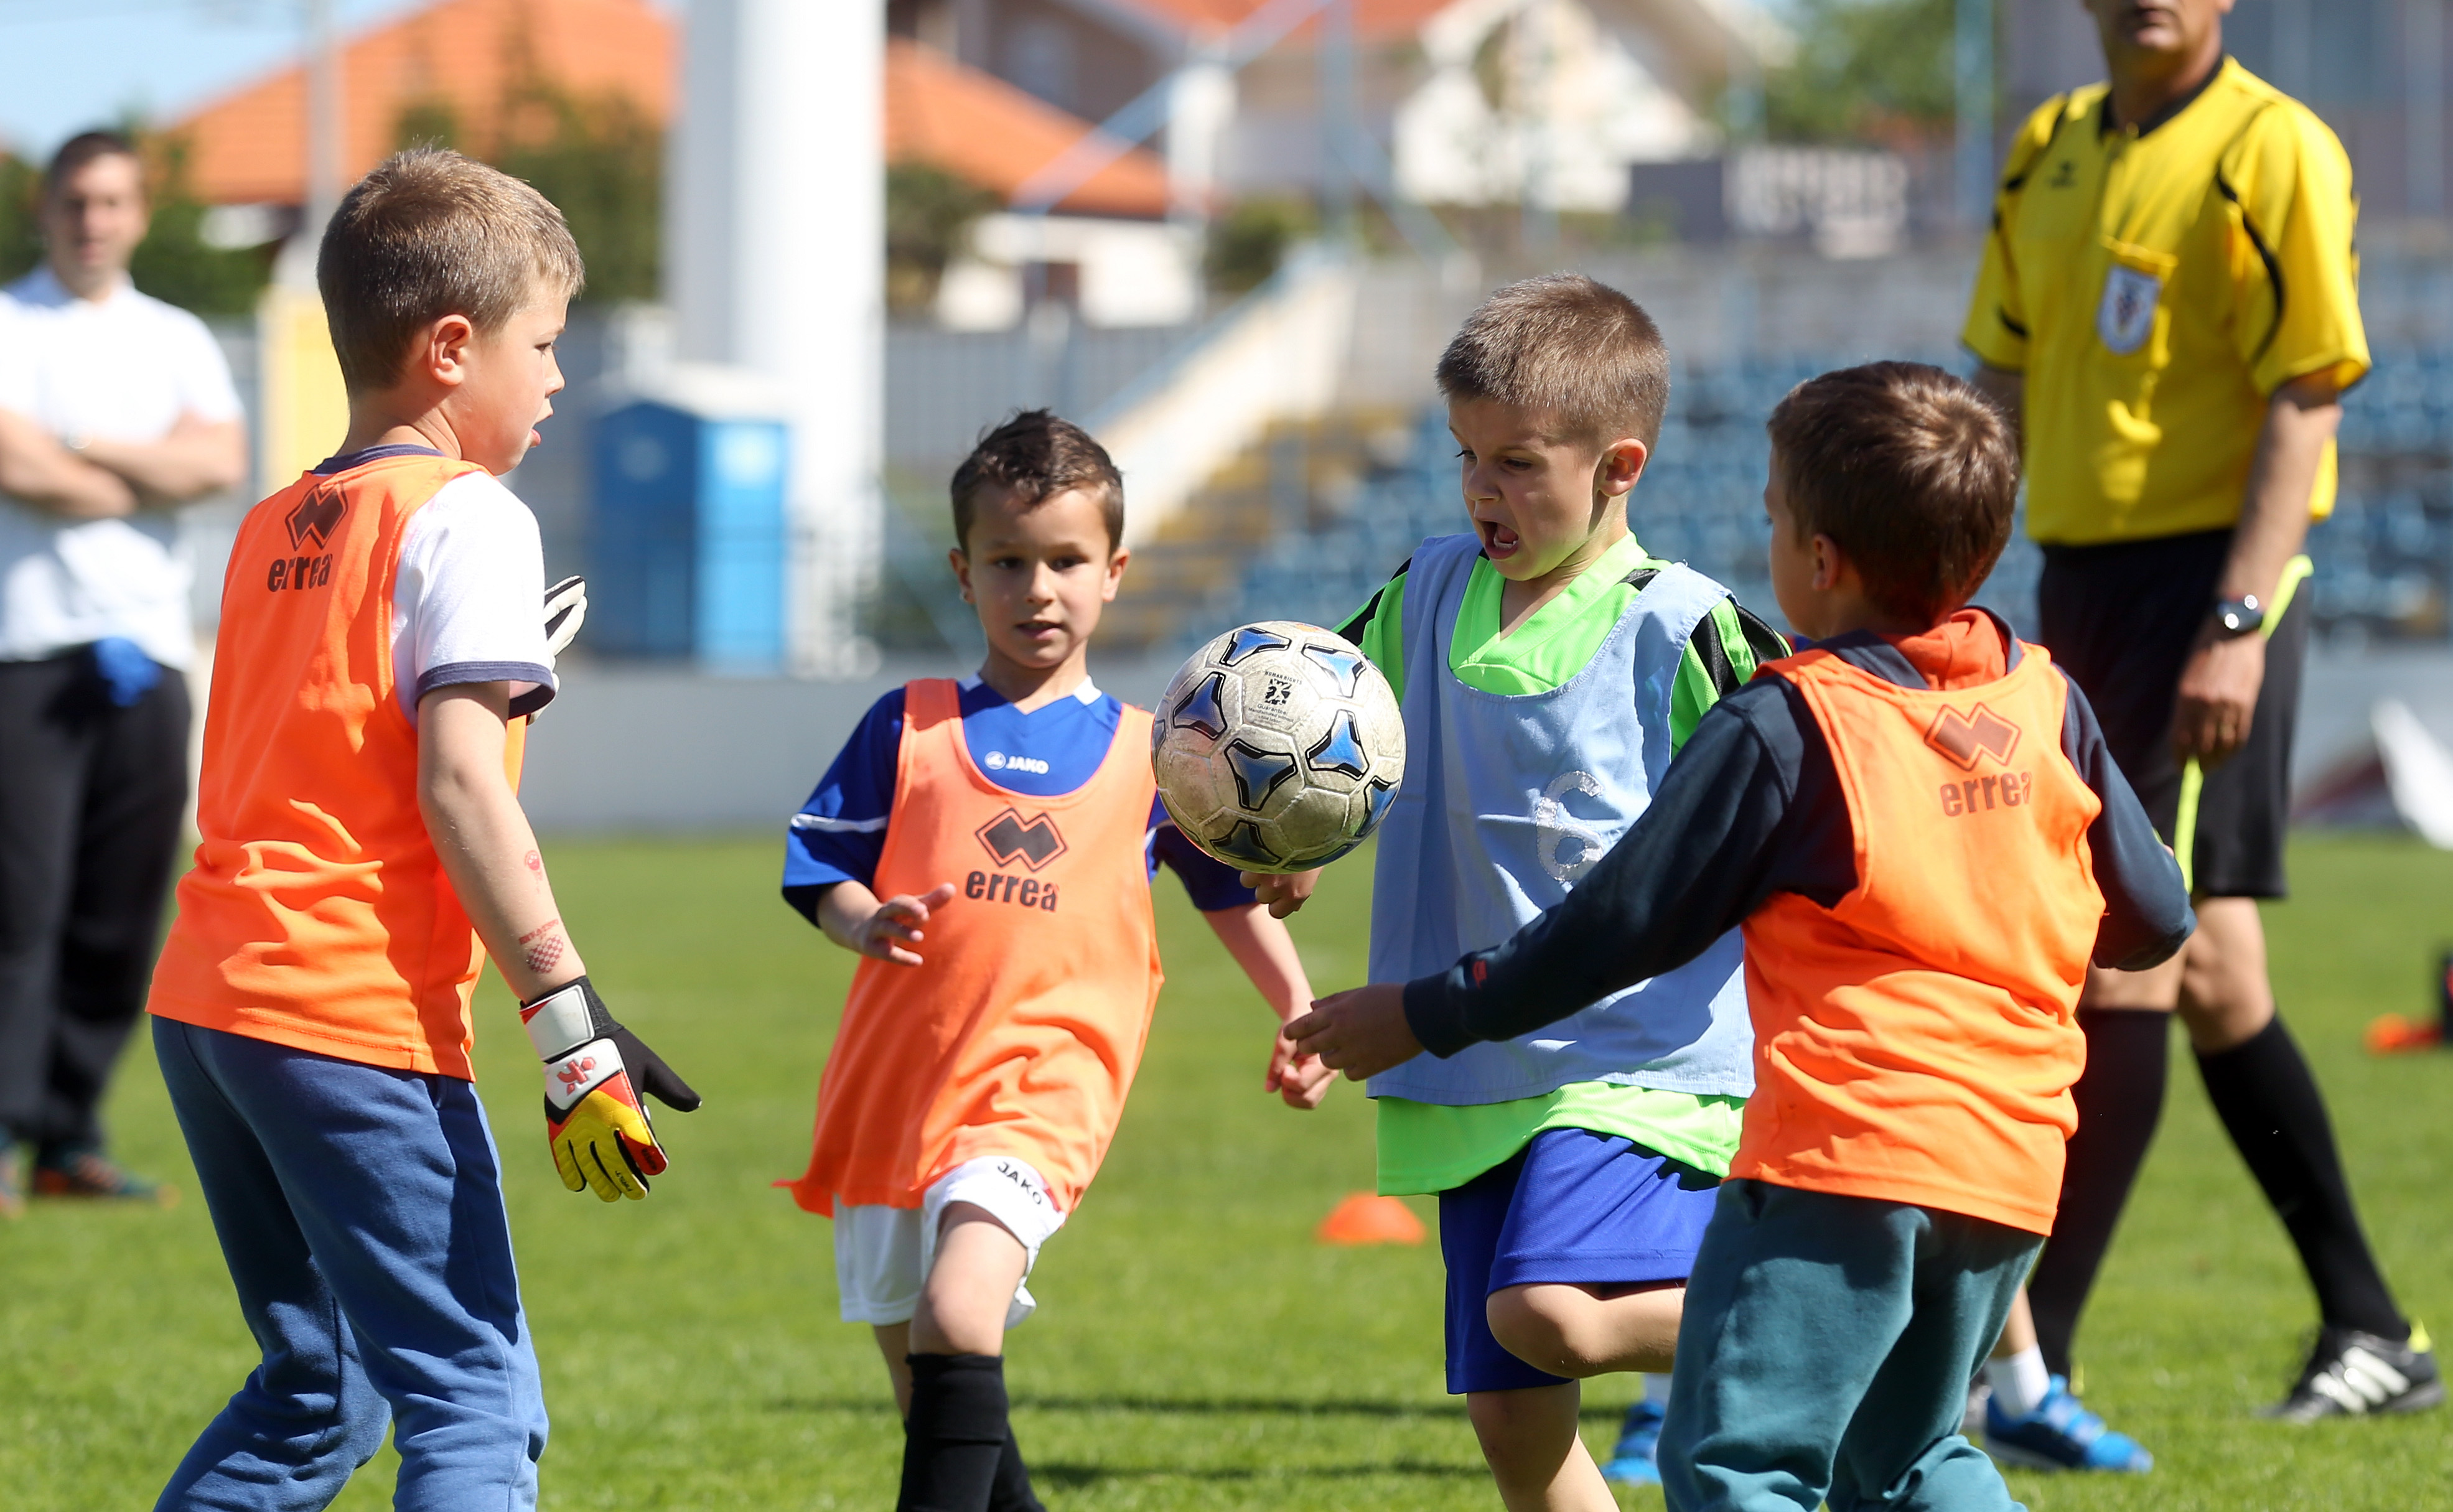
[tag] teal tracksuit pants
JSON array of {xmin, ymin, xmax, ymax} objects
[{"xmin": 1661, "ymin": 1179, "xmax": 2042, "ymax": 1512}]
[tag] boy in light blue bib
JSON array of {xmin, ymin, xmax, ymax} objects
[{"xmin": 1256, "ymin": 276, "xmax": 1782, "ymax": 1506}]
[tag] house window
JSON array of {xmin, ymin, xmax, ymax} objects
[{"xmin": 1007, "ymin": 19, "xmax": 1077, "ymax": 113}]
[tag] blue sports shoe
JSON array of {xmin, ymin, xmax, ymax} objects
[
  {"xmin": 1600, "ymin": 1398, "xmax": 1665, "ymax": 1485},
  {"xmin": 1984, "ymin": 1375, "xmax": 2152, "ymax": 1473}
]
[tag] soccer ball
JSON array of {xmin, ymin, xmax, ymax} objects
[{"xmin": 1151, "ymin": 621, "xmax": 1406, "ymax": 874}]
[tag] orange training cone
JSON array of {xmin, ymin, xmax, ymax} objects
[
  {"xmin": 1316, "ymin": 1192, "xmax": 1426, "ymax": 1246},
  {"xmin": 2365, "ymin": 1013, "xmax": 2442, "ymax": 1055}
]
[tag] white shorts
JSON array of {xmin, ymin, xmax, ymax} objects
[{"xmin": 833, "ymin": 1156, "xmax": 1067, "ymax": 1329}]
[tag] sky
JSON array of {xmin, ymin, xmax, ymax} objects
[{"xmin": 0, "ymin": 0, "xmax": 683, "ymax": 159}]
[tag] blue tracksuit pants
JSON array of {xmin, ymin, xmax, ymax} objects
[
  {"xmin": 152, "ymin": 1017, "xmax": 548, "ymax": 1511},
  {"xmin": 1661, "ymin": 1179, "xmax": 2040, "ymax": 1512}
]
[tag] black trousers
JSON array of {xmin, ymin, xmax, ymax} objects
[{"xmin": 0, "ymin": 651, "xmax": 189, "ymax": 1150}]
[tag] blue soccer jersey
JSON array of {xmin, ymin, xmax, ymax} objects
[{"xmin": 783, "ymin": 676, "xmax": 1254, "ymax": 912}]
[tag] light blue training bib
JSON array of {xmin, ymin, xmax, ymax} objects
[{"xmin": 1367, "ymin": 532, "xmax": 1755, "ymax": 1104}]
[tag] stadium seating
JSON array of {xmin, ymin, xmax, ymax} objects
[{"xmin": 1169, "ymin": 350, "xmax": 2451, "ymax": 655}]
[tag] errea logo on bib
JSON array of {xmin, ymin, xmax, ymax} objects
[{"xmin": 2098, "ymin": 265, "xmax": 2161, "ymax": 355}]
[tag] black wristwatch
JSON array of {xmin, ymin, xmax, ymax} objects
[{"xmin": 2212, "ymin": 595, "xmax": 2265, "ymax": 637}]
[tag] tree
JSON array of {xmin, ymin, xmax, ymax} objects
[
  {"xmin": 1205, "ymin": 197, "xmax": 1315, "ymax": 296},
  {"xmin": 0, "ymin": 156, "xmax": 40, "ymax": 284},
  {"xmin": 394, "ymin": 79, "xmax": 663, "ymax": 305},
  {"xmin": 1764, "ymin": 0, "xmax": 1960, "ymax": 145},
  {"xmin": 129, "ymin": 134, "xmax": 276, "ymax": 316},
  {"xmin": 885, "ymin": 163, "xmax": 998, "ymax": 315},
  {"xmin": 492, "ymin": 85, "xmax": 661, "ymax": 304}
]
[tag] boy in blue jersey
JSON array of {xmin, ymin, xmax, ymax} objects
[
  {"xmin": 1257, "ymin": 276, "xmax": 1782, "ymax": 1508},
  {"xmin": 780, "ymin": 411, "xmax": 1329, "ymax": 1512}
]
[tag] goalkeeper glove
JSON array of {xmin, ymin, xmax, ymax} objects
[
  {"xmin": 543, "ymin": 575, "xmax": 587, "ymax": 664},
  {"xmin": 520, "ymin": 975, "xmax": 701, "ymax": 1202}
]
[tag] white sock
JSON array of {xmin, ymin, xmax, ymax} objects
[
  {"xmin": 1642, "ymin": 1371, "xmax": 1675, "ymax": 1406},
  {"xmin": 1984, "ymin": 1346, "xmax": 2052, "ymax": 1419}
]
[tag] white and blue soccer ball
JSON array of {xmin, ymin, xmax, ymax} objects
[{"xmin": 1151, "ymin": 621, "xmax": 1406, "ymax": 875}]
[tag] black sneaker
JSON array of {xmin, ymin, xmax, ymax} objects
[{"xmin": 2263, "ymin": 1324, "xmax": 2444, "ymax": 1421}]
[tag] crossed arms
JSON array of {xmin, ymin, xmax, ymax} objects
[{"xmin": 0, "ymin": 406, "xmax": 245, "ymax": 518}]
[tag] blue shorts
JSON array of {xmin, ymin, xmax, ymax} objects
[{"xmin": 1438, "ymin": 1126, "xmax": 1721, "ymax": 1394}]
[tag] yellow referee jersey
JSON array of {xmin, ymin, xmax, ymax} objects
[{"xmin": 1963, "ymin": 58, "xmax": 2368, "ymax": 546}]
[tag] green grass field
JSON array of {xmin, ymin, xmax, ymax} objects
[{"xmin": 5, "ymin": 831, "xmax": 2449, "ymax": 1510}]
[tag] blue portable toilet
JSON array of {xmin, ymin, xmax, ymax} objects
[{"xmin": 591, "ymin": 379, "xmax": 790, "ymax": 673}]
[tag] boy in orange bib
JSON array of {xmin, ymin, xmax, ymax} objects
[
  {"xmin": 1293, "ymin": 364, "xmax": 2196, "ymax": 1512},
  {"xmin": 145, "ymin": 152, "xmax": 699, "ymax": 1511},
  {"xmin": 779, "ymin": 411, "xmax": 1329, "ymax": 1511}
]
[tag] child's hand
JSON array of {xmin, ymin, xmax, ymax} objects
[
  {"xmin": 1241, "ymin": 867, "xmax": 1321, "ymax": 918},
  {"xmin": 1285, "ymin": 984, "xmax": 1422, "ymax": 1080},
  {"xmin": 854, "ymin": 884, "xmax": 958, "ymax": 966},
  {"xmin": 1265, "ymin": 1025, "xmax": 1335, "ymax": 1109}
]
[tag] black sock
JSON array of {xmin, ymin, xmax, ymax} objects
[
  {"xmin": 2197, "ymin": 1015, "xmax": 2408, "ymax": 1342},
  {"xmin": 2028, "ymin": 1008, "xmax": 2170, "ymax": 1378},
  {"xmin": 900, "ymin": 1354, "xmax": 1016, "ymax": 1512},
  {"xmin": 988, "ymin": 1426, "xmax": 1044, "ymax": 1512}
]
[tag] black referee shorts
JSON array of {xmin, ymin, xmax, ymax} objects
[{"xmin": 2038, "ymin": 528, "xmax": 2306, "ymax": 899}]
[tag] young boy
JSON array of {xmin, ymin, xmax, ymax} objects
[
  {"xmin": 1291, "ymin": 362, "xmax": 2197, "ymax": 1512},
  {"xmin": 145, "ymin": 150, "xmax": 698, "ymax": 1510},
  {"xmin": 1256, "ymin": 275, "xmax": 1783, "ymax": 1509},
  {"xmin": 778, "ymin": 409, "xmax": 1330, "ymax": 1512}
]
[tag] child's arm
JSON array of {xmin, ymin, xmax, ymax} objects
[
  {"xmin": 420, "ymin": 683, "xmax": 701, "ymax": 1200},
  {"xmin": 1201, "ymin": 903, "xmax": 1334, "ymax": 1109},
  {"xmin": 1291, "ymin": 686, "xmax": 1813, "ymax": 1078},
  {"xmin": 2059, "ymin": 681, "xmax": 2195, "ymax": 968},
  {"xmin": 813, "ymin": 879, "xmax": 960, "ymax": 966}
]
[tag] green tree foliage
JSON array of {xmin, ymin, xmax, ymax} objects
[
  {"xmin": 885, "ymin": 162, "xmax": 998, "ymax": 316},
  {"xmin": 393, "ymin": 82, "xmax": 662, "ymax": 305},
  {"xmin": 1764, "ymin": 0, "xmax": 1960, "ymax": 144},
  {"xmin": 129, "ymin": 136, "xmax": 276, "ymax": 316},
  {"xmin": 0, "ymin": 136, "xmax": 271, "ymax": 316},
  {"xmin": 0, "ymin": 155, "xmax": 40, "ymax": 282},
  {"xmin": 492, "ymin": 87, "xmax": 661, "ymax": 304},
  {"xmin": 1205, "ymin": 197, "xmax": 1316, "ymax": 296}
]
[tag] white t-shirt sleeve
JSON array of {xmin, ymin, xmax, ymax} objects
[
  {"xmin": 0, "ymin": 297, "xmax": 34, "ymax": 413},
  {"xmin": 165, "ymin": 306, "xmax": 243, "ymax": 424},
  {"xmin": 391, "ymin": 470, "xmax": 556, "ymax": 719}
]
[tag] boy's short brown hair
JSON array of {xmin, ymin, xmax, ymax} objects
[
  {"xmin": 950, "ymin": 410, "xmax": 1124, "ymax": 551},
  {"xmin": 1435, "ymin": 274, "xmax": 1671, "ymax": 448},
  {"xmin": 318, "ymin": 148, "xmax": 586, "ymax": 393},
  {"xmin": 1767, "ymin": 362, "xmax": 2019, "ymax": 625}
]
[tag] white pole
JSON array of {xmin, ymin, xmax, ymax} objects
[
  {"xmin": 669, "ymin": 0, "xmax": 883, "ymax": 676},
  {"xmin": 307, "ymin": 0, "xmax": 343, "ymax": 226},
  {"xmin": 1955, "ymin": 0, "xmax": 1994, "ymax": 227}
]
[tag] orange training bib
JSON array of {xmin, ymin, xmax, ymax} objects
[
  {"xmin": 148, "ymin": 455, "xmax": 520, "ymax": 1079},
  {"xmin": 787, "ymin": 679, "xmax": 1164, "ymax": 1215},
  {"xmin": 1734, "ymin": 644, "xmax": 2104, "ymax": 1234}
]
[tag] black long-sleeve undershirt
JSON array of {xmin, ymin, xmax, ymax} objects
[{"xmin": 1401, "ymin": 630, "xmax": 2196, "ymax": 1058}]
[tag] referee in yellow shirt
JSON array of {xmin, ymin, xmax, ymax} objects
[{"xmin": 1964, "ymin": 0, "xmax": 2437, "ymax": 1432}]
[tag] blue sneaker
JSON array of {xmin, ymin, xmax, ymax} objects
[
  {"xmin": 1984, "ymin": 1375, "xmax": 2152, "ymax": 1473},
  {"xmin": 1600, "ymin": 1398, "xmax": 1664, "ymax": 1485}
]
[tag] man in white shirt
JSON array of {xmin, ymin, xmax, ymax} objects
[{"xmin": 0, "ymin": 130, "xmax": 246, "ymax": 1214}]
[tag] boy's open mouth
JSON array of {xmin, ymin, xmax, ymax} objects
[{"xmin": 1479, "ymin": 520, "xmax": 1521, "ymax": 559}]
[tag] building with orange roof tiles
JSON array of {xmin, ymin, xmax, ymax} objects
[
  {"xmin": 172, "ymin": 0, "xmax": 672, "ymax": 209},
  {"xmin": 889, "ymin": 0, "xmax": 1775, "ymax": 216}
]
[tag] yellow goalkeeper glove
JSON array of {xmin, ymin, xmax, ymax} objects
[{"xmin": 520, "ymin": 976, "xmax": 701, "ymax": 1202}]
